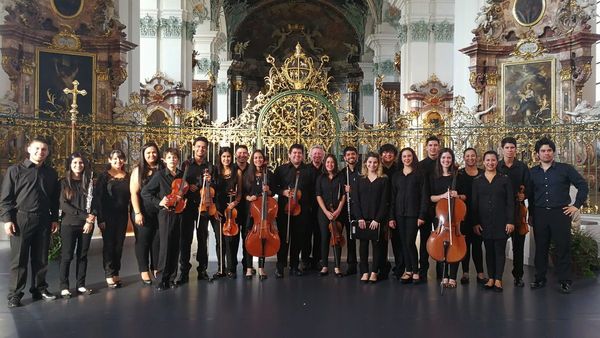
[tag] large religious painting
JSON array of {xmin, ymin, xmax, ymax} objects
[
  {"xmin": 512, "ymin": 0, "xmax": 546, "ymax": 27},
  {"xmin": 35, "ymin": 48, "xmax": 95, "ymax": 119},
  {"xmin": 501, "ymin": 59, "xmax": 555, "ymax": 126},
  {"xmin": 51, "ymin": 0, "xmax": 84, "ymax": 19}
]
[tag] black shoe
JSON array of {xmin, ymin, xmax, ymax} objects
[
  {"xmin": 76, "ymin": 287, "xmax": 93, "ymax": 296},
  {"xmin": 476, "ymin": 277, "xmax": 488, "ymax": 284},
  {"xmin": 290, "ymin": 268, "xmax": 304, "ymax": 276},
  {"xmin": 319, "ymin": 270, "xmax": 329, "ymax": 276},
  {"xmin": 7, "ymin": 296, "xmax": 21, "ymax": 308},
  {"xmin": 156, "ymin": 282, "xmax": 169, "ymax": 291},
  {"xmin": 176, "ymin": 275, "xmax": 189, "ymax": 286},
  {"xmin": 530, "ymin": 280, "xmax": 547, "ymax": 289},
  {"xmin": 514, "ymin": 278, "xmax": 525, "ymax": 287},
  {"xmin": 227, "ymin": 272, "xmax": 237, "ymax": 279},
  {"xmin": 560, "ymin": 282, "xmax": 572, "ymax": 294},
  {"xmin": 345, "ymin": 266, "xmax": 357, "ymax": 276},
  {"xmin": 32, "ymin": 289, "xmax": 56, "ymax": 301},
  {"xmin": 259, "ymin": 274, "xmax": 268, "ymax": 281},
  {"xmin": 244, "ymin": 273, "xmax": 253, "ymax": 280},
  {"xmin": 169, "ymin": 282, "xmax": 178, "ymax": 289},
  {"xmin": 197, "ymin": 271, "xmax": 209, "ymax": 281},
  {"xmin": 275, "ymin": 270, "xmax": 284, "ymax": 279},
  {"xmin": 142, "ymin": 279, "xmax": 152, "ymax": 286},
  {"xmin": 460, "ymin": 276, "xmax": 470, "ymax": 285},
  {"xmin": 494, "ymin": 285, "xmax": 504, "ymax": 293},
  {"xmin": 212, "ymin": 272, "xmax": 226, "ymax": 279}
]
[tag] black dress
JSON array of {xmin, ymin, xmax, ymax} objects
[
  {"xmin": 132, "ymin": 165, "xmax": 161, "ymax": 274},
  {"xmin": 458, "ymin": 167, "xmax": 485, "ymax": 276},
  {"xmin": 213, "ymin": 168, "xmax": 242, "ymax": 275}
]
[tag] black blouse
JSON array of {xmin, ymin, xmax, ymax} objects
[
  {"xmin": 96, "ymin": 172, "xmax": 130, "ymax": 223},
  {"xmin": 315, "ymin": 173, "xmax": 344, "ymax": 211},
  {"xmin": 273, "ymin": 162, "xmax": 313, "ymax": 210},
  {"xmin": 353, "ymin": 176, "xmax": 389, "ymax": 223},
  {"xmin": 471, "ymin": 173, "xmax": 515, "ymax": 240},
  {"xmin": 458, "ymin": 167, "xmax": 484, "ymax": 226},
  {"xmin": 214, "ymin": 168, "xmax": 242, "ymax": 212},
  {"xmin": 59, "ymin": 178, "xmax": 97, "ymax": 226},
  {"xmin": 389, "ymin": 169, "xmax": 428, "ymax": 220}
]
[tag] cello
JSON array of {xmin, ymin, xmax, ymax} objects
[{"xmin": 246, "ymin": 165, "xmax": 280, "ymax": 258}]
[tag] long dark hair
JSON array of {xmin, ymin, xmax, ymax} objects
[
  {"xmin": 434, "ymin": 148, "xmax": 458, "ymax": 178},
  {"xmin": 137, "ymin": 142, "xmax": 163, "ymax": 186},
  {"xmin": 244, "ymin": 149, "xmax": 267, "ymax": 193},
  {"xmin": 63, "ymin": 152, "xmax": 90, "ymax": 201},
  {"xmin": 398, "ymin": 147, "xmax": 419, "ymax": 170},
  {"xmin": 321, "ymin": 154, "xmax": 339, "ymax": 176},
  {"xmin": 217, "ymin": 147, "xmax": 233, "ymax": 177}
]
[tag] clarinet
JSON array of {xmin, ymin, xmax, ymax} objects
[
  {"xmin": 346, "ymin": 166, "xmax": 355, "ymax": 239},
  {"xmin": 85, "ymin": 171, "xmax": 94, "ymax": 214}
]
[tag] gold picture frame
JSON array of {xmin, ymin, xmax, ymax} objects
[
  {"xmin": 51, "ymin": 0, "xmax": 85, "ymax": 19},
  {"xmin": 512, "ymin": 0, "xmax": 546, "ymax": 27},
  {"xmin": 501, "ymin": 58, "xmax": 555, "ymax": 125}
]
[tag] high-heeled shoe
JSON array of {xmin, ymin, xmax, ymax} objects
[
  {"xmin": 319, "ymin": 269, "xmax": 329, "ymax": 276},
  {"xmin": 360, "ymin": 273, "xmax": 369, "ymax": 283},
  {"xmin": 334, "ymin": 268, "xmax": 343, "ymax": 277},
  {"xmin": 368, "ymin": 273, "xmax": 378, "ymax": 284}
]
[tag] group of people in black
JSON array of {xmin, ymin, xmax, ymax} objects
[{"xmin": 1, "ymin": 134, "xmax": 588, "ymax": 308}]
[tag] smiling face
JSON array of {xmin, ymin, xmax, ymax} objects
[
  {"xmin": 366, "ymin": 156, "xmax": 379, "ymax": 173},
  {"xmin": 325, "ymin": 156, "xmax": 336, "ymax": 174},
  {"xmin": 144, "ymin": 146, "xmax": 158, "ymax": 166},
  {"xmin": 464, "ymin": 149, "xmax": 477, "ymax": 167},
  {"xmin": 109, "ymin": 153, "xmax": 125, "ymax": 170},
  {"xmin": 70, "ymin": 157, "xmax": 84, "ymax": 177},
  {"xmin": 310, "ymin": 147, "xmax": 324, "ymax": 167},
  {"xmin": 235, "ymin": 147, "xmax": 249, "ymax": 165},
  {"xmin": 401, "ymin": 149, "xmax": 414, "ymax": 168},
  {"xmin": 440, "ymin": 151, "xmax": 453, "ymax": 171},
  {"xmin": 426, "ymin": 140, "xmax": 440, "ymax": 159},
  {"xmin": 381, "ymin": 150, "xmax": 396, "ymax": 166},
  {"xmin": 483, "ymin": 153, "xmax": 498, "ymax": 172},
  {"xmin": 194, "ymin": 140, "xmax": 208, "ymax": 160},
  {"xmin": 27, "ymin": 141, "xmax": 49, "ymax": 164},
  {"xmin": 289, "ymin": 148, "xmax": 304, "ymax": 165},
  {"xmin": 221, "ymin": 151, "xmax": 232, "ymax": 167},
  {"xmin": 253, "ymin": 151, "xmax": 265, "ymax": 168},
  {"xmin": 344, "ymin": 150, "xmax": 357, "ymax": 165}
]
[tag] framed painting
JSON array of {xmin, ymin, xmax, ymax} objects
[
  {"xmin": 501, "ymin": 58, "xmax": 555, "ymax": 126},
  {"xmin": 35, "ymin": 48, "xmax": 96, "ymax": 119},
  {"xmin": 51, "ymin": 0, "xmax": 84, "ymax": 19},
  {"xmin": 512, "ymin": 0, "xmax": 546, "ymax": 27}
]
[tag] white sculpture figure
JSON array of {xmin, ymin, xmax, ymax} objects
[
  {"xmin": 0, "ymin": 89, "xmax": 18, "ymax": 114},
  {"xmin": 576, "ymin": 0, "xmax": 597, "ymax": 18},
  {"xmin": 564, "ymin": 100, "xmax": 600, "ymax": 122},
  {"xmin": 474, "ymin": 0, "xmax": 495, "ymax": 31},
  {"xmin": 473, "ymin": 104, "xmax": 496, "ymax": 121}
]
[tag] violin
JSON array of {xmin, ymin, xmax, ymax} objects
[
  {"xmin": 223, "ymin": 190, "xmax": 239, "ymax": 236},
  {"xmin": 426, "ymin": 188, "xmax": 467, "ymax": 264},
  {"xmin": 285, "ymin": 170, "xmax": 302, "ymax": 216},
  {"xmin": 518, "ymin": 185, "xmax": 529, "ymax": 235},
  {"xmin": 246, "ymin": 166, "xmax": 280, "ymax": 258},
  {"xmin": 199, "ymin": 168, "xmax": 217, "ymax": 217},
  {"xmin": 164, "ymin": 164, "xmax": 189, "ymax": 213},
  {"xmin": 328, "ymin": 204, "xmax": 345, "ymax": 248}
]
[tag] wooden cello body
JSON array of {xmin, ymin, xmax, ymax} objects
[
  {"xmin": 245, "ymin": 169, "xmax": 280, "ymax": 257},
  {"xmin": 426, "ymin": 189, "xmax": 467, "ymax": 263}
]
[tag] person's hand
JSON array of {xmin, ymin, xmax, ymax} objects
[
  {"xmin": 331, "ymin": 209, "xmax": 340, "ymax": 219},
  {"xmin": 4, "ymin": 222, "xmax": 15, "ymax": 236},
  {"xmin": 388, "ymin": 220, "xmax": 396, "ymax": 229},
  {"xmin": 344, "ymin": 184, "xmax": 351, "ymax": 193},
  {"xmin": 263, "ymin": 185, "xmax": 270, "ymax": 193},
  {"xmin": 247, "ymin": 196, "xmax": 257, "ymax": 202},
  {"xmin": 473, "ymin": 224, "xmax": 483, "ymax": 236},
  {"xmin": 563, "ymin": 205, "xmax": 579, "ymax": 217},
  {"xmin": 358, "ymin": 219, "xmax": 366, "ymax": 229},
  {"xmin": 86, "ymin": 214, "xmax": 96, "ymax": 223},
  {"xmin": 417, "ymin": 219, "xmax": 425, "ymax": 226},
  {"xmin": 159, "ymin": 196, "xmax": 169, "ymax": 208},
  {"xmin": 369, "ymin": 220, "xmax": 379, "ymax": 230},
  {"xmin": 83, "ymin": 222, "xmax": 94, "ymax": 234},
  {"xmin": 282, "ymin": 189, "xmax": 290, "ymax": 198},
  {"xmin": 51, "ymin": 222, "xmax": 59, "ymax": 234},
  {"xmin": 134, "ymin": 213, "xmax": 144, "ymax": 226},
  {"xmin": 506, "ymin": 223, "xmax": 515, "ymax": 234}
]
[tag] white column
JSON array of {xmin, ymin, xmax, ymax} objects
[
  {"xmin": 366, "ymin": 32, "xmax": 399, "ymax": 124},
  {"xmin": 453, "ymin": 0, "xmax": 482, "ymax": 107},
  {"xmin": 215, "ymin": 60, "xmax": 232, "ymax": 123},
  {"xmin": 359, "ymin": 62, "xmax": 375, "ymax": 125},
  {"xmin": 118, "ymin": 0, "xmax": 141, "ymax": 100}
]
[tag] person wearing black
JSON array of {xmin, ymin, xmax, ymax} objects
[
  {"xmin": 316, "ymin": 154, "xmax": 346, "ymax": 277},
  {"xmin": 58, "ymin": 153, "xmax": 97, "ymax": 298},
  {"xmin": 378, "ymin": 144, "xmax": 399, "ymax": 280},
  {"xmin": 178, "ymin": 136, "xmax": 215, "ymax": 284},
  {"xmin": 213, "ymin": 147, "xmax": 242, "ymax": 278},
  {"xmin": 418, "ymin": 136, "xmax": 441, "ymax": 281},
  {"xmin": 2, "ymin": 139, "xmax": 59, "ymax": 308},
  {"xmin": 141, "ymin": 148, "xmax": 184, "ymax": 291},
  {"xmin": 96, "ymin": 149, "xmax": 130, "ymax": 289},
  {"xmin": 302, "ymin": 144, "xmax": 324, "ymax": 270},
  {"xmin": 342, "ymin": 146, "xmax": 360, "ymax": 275},
  {"xmin": 354, "ymin": 152, "xmax": 389, "ymax": 284},
  {"xmin": 471, "ymin": 151, "xmax": 515, "ymax": 292},
  {"xmin": 529, "ymin": 137, "xmax": 588, "ymax": 294},
  {"xmin": 273, "ymin": 144, "xmax": 312, "ymax": 278},
  {"xmin": 458, "ymin": 148, "xmax": 485, "ymax": 284},
  {"xmin": 130, "ymin": 142, "xmax": 164, "ymax": 285},
  {"xmin": 235, "ymin": 145, "xmax": 251, "ymax": 273},
  {"xmin": 242, "ymin": 149, "xmax": 275, "ymax": 280},
  {"xmin": 389, "ymin": 147, "xmax": 428, "ymax": 284},
  {"xmin": 428, "ymin": 148, "xmax": 467, "ymax": 288},
  {"xmin": 498, "ymin": 137, "xmax": 531, "ymax": 287}
]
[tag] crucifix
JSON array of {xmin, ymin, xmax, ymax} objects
[{"xmin": 63, "ymin": 80, "xmax": 87, "ymax": 153}]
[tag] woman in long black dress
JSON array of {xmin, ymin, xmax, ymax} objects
[
  {"xmin": 389, "ymin": 147, "xmax": 428, "ymax": 284},
  {"xmin": 458, "ymin": 148, "xmax": 485, "ymax": 284},
  {"xmin": 471, "ymin": 150, "xmax": 514, "ymax": 292},
  {"xmin": 242, "ymin": 149, "xmax": 275, "ymax": 280},
  {"xmin": 130, "ymin": 142, "xmax": 164, "ymax": 284},
  {"xmin": 353, "ymin": 152, "xmax": 389, "ymax": 284},
  {"xmin": 213, "ymin": 147, "xmax": 242, "ymax": 278},
  {"xmin": 97, "ymin": 149, "xmax": 130, "ymax": 288},
  {"xmin": 428, "ymin": 148, "xmax": 467, "ymax": 288}
]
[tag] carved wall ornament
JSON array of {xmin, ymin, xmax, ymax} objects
[
  {"xmin": 50, "ymin": 25, "xmax": 82, "ymax": 51},
  {"xmin": 432, "ymin": 21, "xmax": 454, "ymax": 42},
  {"xmin": 486, "ymin": 72, "xmax": 500, "ymax": 86},
  {"xmin": 374, "ymin": 60, "xmax": 395, "ymax": 76},
  {"xmin": 510, "ymin": 35, "xmax": 548, "ymax": 60},
  {"xmin": 469, "ymin": 71, "xmax": 486, "ymax": 94},
  {"xmin": 472, "ymin": 1, "xmax": 505, "ymax": 44},
  {"xmin": 159, "ymin": 16, "xmax": 182, "ymax": 38},
  {"xmin": 554, "ymin": 0, "xmax": 595, "ymax": 35},
  {"xmin": 216, "ymin": 82, "xmax": 229, "ymax": 94},
  {"xmin": 409, "ymin": 20, "xmax": 430, "ymax": 42},
  {"xmin": 140, "ymin": 14, "xmax": 158, "ymax": 37},
  {"xmin": 398, "ymin": 24, "xmax": 408, "ymax": 45}
]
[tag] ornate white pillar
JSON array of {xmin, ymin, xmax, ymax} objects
[
  {"xmin": 215, "ymin": 60, "xmax": 232, "ymax": 123},
  {"xmin": 359, "ymin": 62, "xmax": 375, "ymax": 125},
  {"xmin": 365, "ymin": 32, "xmax": 399, "ymax": 124}
]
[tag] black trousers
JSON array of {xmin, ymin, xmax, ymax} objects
[
  {"xmin": 101, "ymin": 210, "xmax": 128, "ymax": 278},
  {"xmin": 395, "ymin": 217, "xmax": 419, "ymax": 274},
  {"xmin": 484, "ymin": 238, "xmax": 507, "ymax": 280},
  {"xmin": 301, "ymin": 207, "xmax": 321, "ymax": 268},
  {"xmin": 317, "ymin": 212, "xmax": 342, "ymax": 268},
  {"xmin": 377, "ymin": 229, "xmax": 392, "ymax": 276},
  {"xmin": 359, "ymin": 237, "xmax": 381, "ymax": 275},
  {"xmin": 133, "ymin": 211, "xmax": 160, "ymax": 273},
  {"xmin": 461, "ymin": 226, "xmax": 484, "ymax": 274},
  {"xmin": 157, "ymin": 209, "xmax": 181, "ymax": 283},
  {"xmin": 344, "ymin": 218, "xmax": 357, "ymax": 268},
  {"xmin": 7, "ymin": 211, "xmax": 51, "ymax": 300},
  {"xmin": 533, "ymin": 208, "xmax": 572, "ymax": 282},
  {"xmin": 511, "ymin": 232, "xmax": 526, "ymax": 279},
  {"xmin": 179, "ymin": 207, "xmax": 210, "ymax": 275},
  {"xmin": 211, "ymin": 217, "xmax": 240, "ymax": 274},
  {"xmin": 276, "ymin": 212, "xmax": 306, "ymax": 272},
  {"xmin": 59, "ymin": 224, "xmax": 92, "ymax": 289},
  {"xmin": 418, "ymin": 216, "xmax": 433, "ymax": 276}
]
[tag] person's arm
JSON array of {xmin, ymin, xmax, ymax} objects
[
  {"xmin": 568, "ymin": 164, "xmax": 589, "ymax": 209},
  {"xmin": 388, "ymin": 174, "xmax": 397, "ymax": 221},
  {"xmin": 505, "ymin": 177, "xmax": 515, "ymax": 228},
  {"xmin": 129, "ymin": 167, "xmax": 144, "ymax": 225},
  {"xmin": 94, "ymin": 173, "xmax": 107, "ymax": 224},
  {"xmin": 375, "ymin": 178, "xmax": 390, "ymax": 224},
  {"xmin": 233, "ymin": 169, "xmax": 243, "ymax": 205},
  {"xmin": 0, "ymin": 166, "xmax": 17, "ymax": 224}
]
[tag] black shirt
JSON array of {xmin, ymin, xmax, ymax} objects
[
  {"xmin": 389, "ymin": 169, "xmax": 428, "ymax": 219},
  {"xmin": 342, "ymin": 165, "xmax": 360, "ymax": 217},
  {"xmin": 273, "ymin": 162, "xmax": 313, "ymax": 212},
  {"xmin": 96, "ymin": 172, "xmax": 130, "ymax": 223},
  {"xmin": 529, "ymin": 161, "xmax": 588, "ymax": 214},
  {"xmin": 0, "ymin": 159, "xmax": 59, "ymax": 223},
  {"xmin": 353, "ymin": 176, "xmax": 390, "ymax": 223},
  {"xmin": 243, "ymin": 170, "xmax": 275, "ymax": 198},
  {"xmin": 182, "ymin": 158, "xmax": 214, "ymax": 206},
  {"xmin": 382, "ymin": 162, "xmax": 398, "ymax": 178},
  {"xmin": 141, "ymin": 168, "xmax": 184, "ymax": 210},
  {"xmin": 458, "ymin": 167, "xmax": 484, "ymax": 225},
  {"xmin": 471, "ymin": 173, "xmax": 514, "ymax": 240},
  {"xmin": 498, "ymin": 159, "xmax": 531, "ymax": 200},
  {"xmin": 315, "ymin": 173, "xmax": 344, "ymax": 210},
  {"xmin": 215, "ymin": 168, "xmax": 242, "ymax": 212},
  {"xmin": 60, "ymin": 178, "xmax": 98, "ymax": 226}
]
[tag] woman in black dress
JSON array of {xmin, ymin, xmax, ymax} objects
[
  {"xmin": 428, "ymin": 148, "xmax": 467, "ymax": 288},
  {"xmin": 97, "ymin": 149, "xmax": 130, "ymax": 288},
  {"xmin": 316, "ymin": 154, "xmax": 346, "ymax": 277},
  {"xmin": 242, "ymin": 149, "xmax": 275, "ymax": 280},
  {"xmin": 130, "ymin": 142, "xmax": 164, "ymax": 284},
  {"xmin": 58, "ymin": 153, "xmax": 96, "ymax": 298},
  {"xmin": 471, "ymin": 151, "xmax": 514, "ymax": 292},
  {"xmin": 389, "ymin": 147, "xmax": 428, "ymax": 284},
  {"xmin": 353, "ymin": 152, "xmax": 389, "ymax": 283},
  {"xmin": 458, "ymin": 148, "xmax": 485, "ymax": 284},
  {"xmin": 213, "ymin": 147, "xmax": 242, "ymax": 278}
]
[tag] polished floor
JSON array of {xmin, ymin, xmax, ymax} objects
[{"xmin": 1, "ymin": 237, "xmax": 600, "ymax": 338}]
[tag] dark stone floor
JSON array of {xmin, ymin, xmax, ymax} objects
[{"xmin": 1, "ymin": 237, "xmax": 599, "ymax": 338}]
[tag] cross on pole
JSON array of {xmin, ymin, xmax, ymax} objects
[{"xmin": 63, "ymin": 80, "xmax": 87, "ymax": 153}]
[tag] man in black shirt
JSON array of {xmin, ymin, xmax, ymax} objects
[
  {"xmin": 418, "ymin": 136, "xmax": 440, "ymax": 281},
  {"xmin": 177, "ymin": 136, "xmax": 215, "ymax": 284},
  {"xmin": 529, "ymin": 137, "xmax": 588, "ymax": 294},
  {"xmin": 302, "ymin": 144, "xmax": 324, "ymax": 271},
  {"xmin": 273, "ymin": 144, "xmax": 312, "ymax": 277},
  {"xmin": 1, "ymin": 138, "xmax": 59, "ymax": 308},
  {"xmin": 497, "ymin": 137, "xmax": 530, "ymax": 287},
  {"xmin": 235, "ymin": 145, "xmax": 251, "ymax": 273},
  {"xmin": 342, "ymin": 146, "xmax": 360, "ymax": 275}
]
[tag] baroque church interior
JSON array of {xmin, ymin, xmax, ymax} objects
[{"xmin": 2, "ymin": 0, "xmax": 600, "ymax": 337}]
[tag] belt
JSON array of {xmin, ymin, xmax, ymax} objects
[{"xmin": 536, "ymin": 206, "xmax": 565, "ymax": 210}]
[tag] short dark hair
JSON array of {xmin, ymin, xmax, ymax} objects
[
  {"xmin": 378, "ymin": 143, "xmax": 398, "ymax": 156},
  {"xmin": 235, "ymin": 144, "xmax": 248, "ymax": 152},
  {"xmin": 501, "ymin": 137, "xmax": 517, "ymax": 148},
  {"xmin": 534, "ymin": 137, "xmax": 556, "ymax": 153},
  {"xmin": 164, "ymin": 148, "xmax": 180, "ymax": 159},
  {"xmin": 426, "ymin": 135, "xmax": 440, "ymax": 145},
  {"xmin": 483, "ymin": 150, "xmax": 498, "ymax": 160},
  {"xmin": 343, "ymin": 146, "xmax": 358, "ymax": 155},
  {"xmin": 289, "ymin": 143, "xmax": 304, "ymax": 154},
  {"xmin": 463, "ymin": 147, "xmax": 477, "ymax": 156},
  {"xmin": 193, "ymin": 136, "xmax": 209, "ymax": 146}
]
